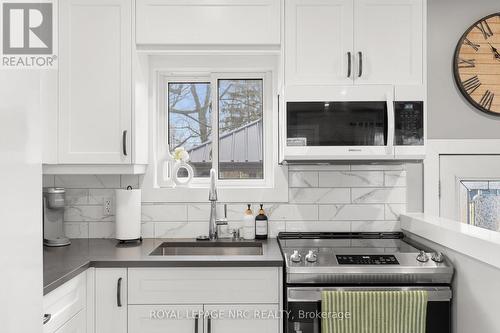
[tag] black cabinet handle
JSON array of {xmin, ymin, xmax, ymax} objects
[
  {"xmin": 122, "ymin": 130, "xmax": 128, "ymax": 156},
  {"xmin": 207, "ymin": 315, "xmax": 211, "ymax": 333},
  {"xmin": 358, "ymin": 51, "xmax": 363, "ymax": 78},
  {"xmin": 43, "ymin": 314, "xmax": 51, "ymax": 325},
  {"xmin": 117, "ymin": 277, "xmax": 122, "ymax": 307},
  {"xmin": 194, "ymin": 314, "xmax": 199, "ymax": 333},
  {"xmin": 347, "ymin": 52, "xmax": 352, "ymax": 78}
]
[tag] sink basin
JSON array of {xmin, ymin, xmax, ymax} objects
[{"xmin": 149, "ymin": 241, "xmax": 263, "ymax": 256}]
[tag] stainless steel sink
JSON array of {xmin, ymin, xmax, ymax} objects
[{"xmin": 149, "ymin": 241, "xmax": 263, "ymax": 256}]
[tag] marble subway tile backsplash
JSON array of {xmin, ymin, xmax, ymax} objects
[{"xmin": 44, "ymin": 164, "xmax": 407, "ymax": 239}]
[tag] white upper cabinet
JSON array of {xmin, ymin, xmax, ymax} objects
[
  {"xmin": 354, "ymin": 0, "xmax": 423, "ymax": 85},
  {"xmin": 285, "ymin": 0, "xmax": 354, "ymax": 86},
  {"xmin": 284, "ymin": 0, "xmax": 424, "ymax": 90},
  {"xmin": 136, "ymin": 0, "xmax": 281, "ymax": 46},
  {"xmin": 59, "ymin": 0, "xmax": 132, "ymax": 164}
]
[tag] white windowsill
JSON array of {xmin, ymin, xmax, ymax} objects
[
  {"xmin": 141, "ymin": 162, "xmax": 289, "ymax": 203},
  {"xmin": 401, "ymin": 213, "xmax": 500, "ymax": 270}
]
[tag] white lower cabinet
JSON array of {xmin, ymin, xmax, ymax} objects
[
  {"xmin": 128, "ymin": 304, "xmax": 279, "ymax": 333},
  {"xmin": 126, "ymin": 267, "xmax": 282, "ymax": 333},
  {"xmin": 128, "ymin": 305, "xmax": 203, "ymax": 333},
  {"xmin": 205, "ymin": 304, "xmax": 280, "ymax": 333},
  {"xmin": 95, "ymin": 268, "xmax": 127, "ymax": 333},
  {"xmin": 55, "ymin": 311, "xmax": 86, "ymax": 333},
  {"xmin": 43, "ymin": 271, "xmax": 86, "ymax": 333},
  {"xmin": 94, "ymin": 267, "xmax": 281, "ymax": 333}
]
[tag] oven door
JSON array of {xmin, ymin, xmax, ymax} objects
[{"xmin": 286, "ymin": 286, "xmax": 452, "ymax": 333}]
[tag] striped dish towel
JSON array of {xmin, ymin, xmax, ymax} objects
[{"xmin": 321, "ymin": 290, "xmax": 428, "ymax": 333}]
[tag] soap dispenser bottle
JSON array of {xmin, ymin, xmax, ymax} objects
[
  {"xmin": 255, "ymin": 204, "xmax": 268, "ymax": 240},
  {"xmin": 243, "ymin": 204, "xmax": 255, "ymax": 240}
]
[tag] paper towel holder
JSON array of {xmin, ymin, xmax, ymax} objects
[{"xmin": 115, "ymin": 185, "xmax": 142, "ymax": 246}]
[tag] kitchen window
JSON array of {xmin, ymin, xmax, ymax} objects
[
  {"xmin": 459, "ymin": 180, "xmax": 500, "ymax": 232},
  {"xmin": 156, "ymin": 72, "xmax": 273, "ymax": 189}
]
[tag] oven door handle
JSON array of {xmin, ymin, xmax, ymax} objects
[{"xmin": 287, "ymin": 286, "xmax": 452, "ymax": 302}]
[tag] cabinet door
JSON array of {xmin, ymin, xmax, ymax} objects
[
  {"xmin": 128, "ymin": 305, "xmax": 203, "ymax": 333},
  {"xmin": 136, "ymin": 0, "xmax": 280, "ymax": 45},
  {"xmin": 43, "ymin": 272, "xmax": 86, "ymax": 333},
  {"xmin": 54, "ymin": 310, "xmax": 86, "ymax": 333},
  {"xmin": 204, "ymin": 304, "xmax": 279, "ymax": 333},
  {"xmin": 354, "ymin": 0, "xmax": 423, "ymax": 85},
  {"xmin": 59, "ymin": 0, "xmax": 132, "ymax": 164},
  {"xmin": 95, "ymin": 268, "xmax": 127, "ymax": 333},
  {"xmin": 285, "ymin": 0, "xmax": 354, "ymax": 86}
]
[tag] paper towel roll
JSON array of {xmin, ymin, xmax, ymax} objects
[{"xmin": 115, "ymin": 189, "xmax": 141, "ymax": 241}]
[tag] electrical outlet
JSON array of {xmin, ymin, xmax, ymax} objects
[{"xmin": 103, "ymin": 198, "xmax": 112, "ymax": 216}]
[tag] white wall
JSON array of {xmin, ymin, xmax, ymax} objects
[
  {"xmin": 427, "ymin": 0, "xmax": 500, "ymax": 139},
  {"xmin": 0, "ymin": 72, "xmax": 43, "ymax": 332},
  {"xmin": 409, "ymin": 233, "xmax": 500, "ymax": 333}
]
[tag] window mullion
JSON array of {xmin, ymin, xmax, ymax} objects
[{"xmin": 210, "ymin": 74, "xmax": 219, "ymax": 177}]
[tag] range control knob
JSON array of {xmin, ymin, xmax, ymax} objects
[
  {"xmin": 416, "ymin": 250, "xmax": 429, "ymax": 263},
  {"xmin": 305, "ymin": 250, "xmax": 317, "ymax": 263},
  {"xmin": 290, "ymin": 250, "xmax": 302, "ymax": 263},
  {"xmin": 431, "ymin": 252, "xmax": 444, "ymax": 263}
]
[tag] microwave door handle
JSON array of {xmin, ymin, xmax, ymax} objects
[{"xmin": 386, "ymin": 94, "xmax": 395, "ymax": 154}]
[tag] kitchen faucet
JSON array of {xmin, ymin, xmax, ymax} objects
[{"xmin": 208, "ymin": 168, "xmax": 227, "ymax": 240}]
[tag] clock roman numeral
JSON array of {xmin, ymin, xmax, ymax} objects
[
  {"xmin": 464, "ymin": 38, "xmax": 480, "ymax": 51},
  {"xmin": 462, "ymin": 76, "xmax": 481, "ymax": 94},
  {"xmin": 475, "ymin": 20, "xmax": 494, "ymax": 40},
  {"xmin": 479, "ymin": 90, "xmax": 494, "ymax": 110},
  {"xmin": 458, "ymin": 58, "xmax": 476, "ymax": 68}
]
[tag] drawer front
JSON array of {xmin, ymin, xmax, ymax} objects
[
  {"xmin": 54, "ymin": 309, "xmax": 86, "ymax": 333},
  {"xmin": 128, "ymin": 305, "xmax": 203, "ymax": 333},
  {"xmin": 43, "ymin": 272, "xmax": 86, "ymax": 333},
  {"xmin": 128, "ymin": 267, "xmax": 280, "ymax": 304},
  {"xmin": 205, "ymin": 304, "xmax": 280, "ymax": 333}
]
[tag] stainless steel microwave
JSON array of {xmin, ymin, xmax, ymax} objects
[{"xmin": 281, "ymin": 87, "xmax": 424, "ymax": 161}]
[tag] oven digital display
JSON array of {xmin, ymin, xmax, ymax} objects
[{"xmin": 336, "ymin": 255, "xmax": 399, "ymax": 265}]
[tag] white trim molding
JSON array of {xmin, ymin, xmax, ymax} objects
[{"xmin": 423, "ymin": 139, "xmax": 500, "ymax": 215}]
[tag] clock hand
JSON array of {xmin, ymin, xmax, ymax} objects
[{"xmin": 488, "ymin": 43, "xmax": 500, "ymax": 60}]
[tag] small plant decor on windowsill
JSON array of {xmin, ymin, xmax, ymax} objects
[{"xmin": 170, "ymin": 147, "xmax": 194, "ymax": 187}]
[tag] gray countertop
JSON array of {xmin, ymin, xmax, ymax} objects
[{"xmin": 43, "ymin": 238, "xmax": 284, "ymax": 295}]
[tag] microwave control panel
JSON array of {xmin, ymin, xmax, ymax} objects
[{"xmin": 394, "ymin": 101, "xmax": 424, "ymax": 146}]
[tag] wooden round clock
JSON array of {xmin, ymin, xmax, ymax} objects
[{"xmin": 453, "ymin": 13, "xmax": 500, "ymax": 115}]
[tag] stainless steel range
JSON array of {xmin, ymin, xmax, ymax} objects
[{"xmin": 278, "ymin": 232, "xmax": 454, "ymax": 333}]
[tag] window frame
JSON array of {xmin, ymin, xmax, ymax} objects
[{"xmin": 157, "ymin": 71, "xmax": 274, "ymax": 189}]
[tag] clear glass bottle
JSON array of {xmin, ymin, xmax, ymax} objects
[{"xmin": 243, "ymin": 204, "xmax": 255, "ymax": 240}]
